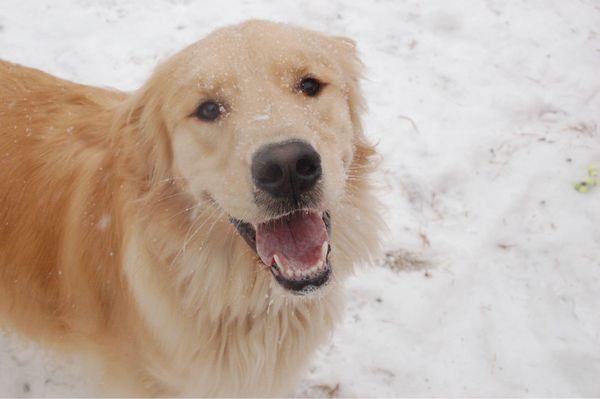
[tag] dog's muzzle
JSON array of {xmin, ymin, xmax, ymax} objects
[{"xmin": 229, "ymin": 139, "xmax": 333, "ymax": 295}]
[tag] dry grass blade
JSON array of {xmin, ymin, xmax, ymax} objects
[{"xmin": 381, "ymin": 249, "xmax": 431, "ymax": 272}]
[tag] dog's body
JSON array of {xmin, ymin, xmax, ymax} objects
[{"xmin": 0, "ymin": 20, "xmax": 381, "ymax": 396}]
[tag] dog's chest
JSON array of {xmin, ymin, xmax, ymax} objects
[{"xmin": 123, "ymin": 235, "xmax": 342, "ymax": 396}]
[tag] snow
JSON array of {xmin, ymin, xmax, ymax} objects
[{"xmin": 1, "ymin": 0, "xmax": 600, "ymax": 396}]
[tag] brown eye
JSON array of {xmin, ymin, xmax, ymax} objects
[
  {"xmin": 194, "ymin": 100, "xmax": 222, "ymax": 121},
  {"xmin": 298, "ymin": 77, "xmax": 323, "ymax": 97}
]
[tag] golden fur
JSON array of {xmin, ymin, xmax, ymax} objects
[{"xmin": 0, "ymin": 20, "xmax": 382, "ymax": 396}]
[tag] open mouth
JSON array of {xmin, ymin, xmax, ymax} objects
[{"xmin": 231, "ymin": 211, "xmax": 332, "ymax": 295}]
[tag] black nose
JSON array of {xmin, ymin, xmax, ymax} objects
[{"xmin": 252, "ymin": 140, "xmax": 322, "ymax": 200}]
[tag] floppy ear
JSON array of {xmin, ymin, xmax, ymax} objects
[
  {"xmin": 328, "ymin": 36, "xmax": 384, "ymax": 269},
  {"xmin": 331, "ymin": 36, "xmax": 379, "ymax": 173},
  {"xmin": 112, "ymin": 81, "xmax": 174, "ymax": 189}
]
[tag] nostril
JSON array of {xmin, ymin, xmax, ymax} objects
[
  {"xmin": 259, "ymin": 163, "xmax": 284, "ymax": 185},
  {"xmin": 296, "ymin": 157, "xmax": 317, "ymax": 177}
]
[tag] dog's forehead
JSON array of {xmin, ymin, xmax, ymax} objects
[
  {"xmin": 177, "ymin": 21, "xmax": 338, "ymax": 81},
  {"xmin": 205, "ymin": 20, "xmax": 329, "ymax": 55}
]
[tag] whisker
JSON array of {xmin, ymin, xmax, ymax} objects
[
  {"xmin": 200, "ymin": 209, "xmax": 228, "ymax": 244},
  {"xmin": 164, "ymin": 202, "xmax": 203, "ymax": 223},
  {"xmin": 153, "ymin": 190, "xmax": 195, "ymax": 204},
  {"xmin": 169, "ymin": 203, "xmax": 222, "ymax": 268}
]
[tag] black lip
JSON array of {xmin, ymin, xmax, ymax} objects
[
  {"xmin": 230, "ymin": 217, "xmax": 257, "ymax": 250},
  {"xmin": 272, "ymin": 261, "xmax": 331, "ymax": 295},
  {"xmin": 230, "ymin": 211, "xmax": 332, "ymax": 294}
]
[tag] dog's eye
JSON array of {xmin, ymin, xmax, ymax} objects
[
  {"xmin": 194, "ymin": 100, "xmax": 223, "ymax": 121},
  {"xmin": 298, "ymin": 77, "xmax": 323, "ymax": 97}
]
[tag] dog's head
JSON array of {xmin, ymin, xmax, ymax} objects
[{"xmin": 123, "ymin": 20, "xmax": 378, "ymax": 296}]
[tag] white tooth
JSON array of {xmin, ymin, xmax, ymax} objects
[
  {"xmin": 294, "ymin": 270, "xmax": 301, "ymax": 278},
  {"xmin": 286, "ymin": 268, "xmax": 294, "ymax": 278},
  {"xmin": 313, "ymin": 260, "xmax": 324, "ymax": 271},
  {"xmin": 321, "ymin": 242, "xmax": 328, "ymax": 260},
  {"xmin": 273, "ymin": 254, "xmax": 282, "ymax": 267}
]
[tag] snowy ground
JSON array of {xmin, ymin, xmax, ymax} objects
[{"xmin": 1, "ymin": 0, "xmax": 600, "ymax": 396}]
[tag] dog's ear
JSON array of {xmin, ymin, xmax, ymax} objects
[
  {"xmin": 112, "ymin": 82, "xmax": 174, "ymax": 188},
  {"xmin": 330, "ymin": 36, "xmax": 378, "ymax": 172}
]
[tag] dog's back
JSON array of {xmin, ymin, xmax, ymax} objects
[{"xmin": 0, "ymin": 61, "xmax": 128, "ymax": 348}]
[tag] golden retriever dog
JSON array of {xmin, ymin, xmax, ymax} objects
[{"xmin": 0, "ymin": 20, "xmax": 382, "ymax": 396}]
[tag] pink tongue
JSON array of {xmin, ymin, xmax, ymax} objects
[{"xmin": 256, "ymin": 212, "xmax": 328, "ymax": 270}]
